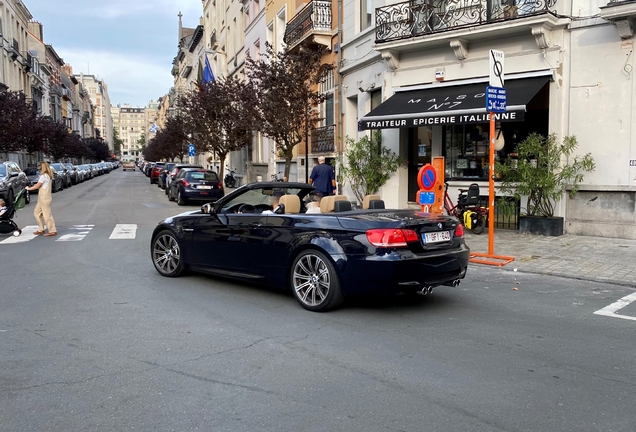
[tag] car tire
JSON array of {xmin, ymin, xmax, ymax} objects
[
  {"xmin": 151, "ymin": 230, "xmax": 184, "ymax": 277},
  {"xmin": 471, "ymin": 213, "xmax": 487, "ymax": 235},
  {"xmin": 24, "ymin": 190, "xmax": 30, "ymax": 205},
  {"xmin": 165, "ymin": 187, "xmax": 169, "ymax": 196},
  {"xmin": 177, "ymin": 190, "xmax": 186, "ymax": 206},
  {"xmin": 290, "ymin": 250, "xmax": 344, "ymax": 312},
  {"xmin": 168, "ymin": 189, "xmax": 175, "ymax": 202}
]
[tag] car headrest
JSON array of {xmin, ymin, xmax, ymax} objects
[
  {"xmin": 362, "ymin": 194, "xmax": 381, "ymax": 209},
  {"xmin": 278, "ymin": 194, "xmax": 300, "ymax": 214},
  {"xmin": 334, "ymin": 200, "xmax": 352, "ymax": 212},
  {"xmin": 368, "ymin": 199, "xmax": 385, "ymax": 209},
  {"xmin": 320, "ymin": 195, "xmax": 347, "ymax": 213}
]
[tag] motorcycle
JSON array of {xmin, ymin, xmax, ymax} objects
[{"xmin": 224, "ymin": 167, "xmax": 237, "ymax": 188}]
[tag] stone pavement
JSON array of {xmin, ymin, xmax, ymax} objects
[{"xmin": 464, "ymin": 230, "xmax": 636, "ymax": 288}]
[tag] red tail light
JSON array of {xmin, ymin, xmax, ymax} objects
[
  {"xmin": 455, "ymin": 224, "xmax": 464, "ymax": 237},
  {"xmin": 181, "ymin": 179, "xmax": 191, "ymax": 187},
  {"xmin": 366, "ymin": 229, "xmax": 419, "ymax": 248}
]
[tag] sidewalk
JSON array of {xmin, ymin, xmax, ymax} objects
[{"xmin": 464, "ymin": 230, "xmax": 636, "ymax": 288}]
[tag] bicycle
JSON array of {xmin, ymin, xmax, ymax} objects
[{"xmin": 443, "ymin": 182, "xmax": 488, "ymax": 234}]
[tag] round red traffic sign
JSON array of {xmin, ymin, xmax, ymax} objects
[{"xmin": 417, "ymin": 165, "xmax": 437, "ymax": 191}]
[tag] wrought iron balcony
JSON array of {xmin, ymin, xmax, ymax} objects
[
  {"xmin": 284, "ymin": 0, "xmax": 332, "ymax": 49},
  {"xmin": 376, "ymin": 0, "xmax": 557, "ymax": 43},
  {"xmin": 311, "ymin": 125, "xmax": 335, "ymax": 154}
]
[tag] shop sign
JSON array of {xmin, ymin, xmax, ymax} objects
[{"xmin": 361, "ymin": 110, "xmax": 522, "ymax": 130}]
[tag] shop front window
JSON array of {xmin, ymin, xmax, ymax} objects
[{"xmin": 443, "ymin": 124, "xmax": 490, "ymax": 180}]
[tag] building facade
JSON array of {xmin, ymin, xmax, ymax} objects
[
  {"xmin": 338, "ymin": 0, "xmax": 636, "ymax": 238},
  {"xmin": 0, "ymin": 0, "xmax": 32, "ymax": 95},
  {"xmin": 77, "ymin": 74, "xmax": 113, "ymax": 149}
]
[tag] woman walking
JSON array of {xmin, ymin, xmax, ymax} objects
[{"xmin": 25, "ymin": 161, "xmax": 57, "ymax": 237}]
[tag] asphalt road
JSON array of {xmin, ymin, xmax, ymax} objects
[{"xmin": 1, "ymin": 169, "xmax": 635, "ymax": 432}]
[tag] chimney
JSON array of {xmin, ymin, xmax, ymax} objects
[{"xmin": 28, "ymin": 21, "xmax": 44, "ymax": 40}]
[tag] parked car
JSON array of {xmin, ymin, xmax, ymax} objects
[
  {"xmin": 165, "ymin": 164, "xmax": 204, "ymax": 195},
  {"xmin": 158, "ymin": 163, "xmax": 176, "ymax": 189},
  {"xmin": 25, "ymin": 167, "xmax": 64, "ymax": 193},
  {"xmin": 0, "ymin": 161, "xmax": 29, "ymax": 204},
  {"xmin": 150, "ymin": 162, "xmax": 165, "ymax": 184},
  {"xmin": 50, "ymin": 163, "xmax": 72, "ymax": 188},
  {"xmin": 167, "ymin": 169, "xmax": 224, "ymax": 205},
  {"xmin": 63, "ymin": 163, "xmax": 81, "ymax": 184},
  {"xmin": 145, "ymin": 162, "xmax": 155, "ymax": 177},
  {"xmin": 151, "ymin": 182, "xmax": 469, "ymax": 312},
  {"xmin": 123, "ymin": 161, "xmax": 136, "ymax": 171}
]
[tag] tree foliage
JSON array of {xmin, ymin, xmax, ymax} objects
[
  {"xmin": 112, "ymin": 127, "xmax": 123, "ymax": 156},
  {"xmin": 246, "ymin": 42, "xmax": 332, "ymax": 180},
  {"xmin": 179, "ymin": 77, "xmax": 256, "ymax": 177},
  {"xmin": 0, "ymin": 84, "xmax": 105, "ymax": 161},
  {"xmin": 143, "ymin": 115, "xmax": 189, "ymax": 162},
  {"xmin": 496, "ymin": 133, "xmax": 596, "ymax": 217},
  {"xmin": 338, "ymin": 131, "xmax": 404, "ymax": 204}
]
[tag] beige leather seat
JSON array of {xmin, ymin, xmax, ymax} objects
[
  {"xmin": 320, "ymin": 195, "xmax": 346, "ymax": 213},
  {"xmin": 362, "ymin": 195, "xmax": 381, "ymax": 210},
  {"xmin": 279, "ymin": 194, "xmax": 300, "ymax": 214}
]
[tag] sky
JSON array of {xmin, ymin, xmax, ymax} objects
[{"xmin": 26, "ymin": 0, "xmax": 204, "ymax": 107}]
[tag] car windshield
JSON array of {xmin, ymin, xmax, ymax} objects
[
  {"xmin": 65, "ymin": 164, "xmax": 73, "ymax": 169},
  {"xmin": 0, "ymin": 166, "xmax": 6, "ymax": 176},
  {"xmin": 220, "ymin": 187, "xmax": 306, "ymax": 213},
  {"xmin": 51, "ymin": 163, "xmax": 64, "ymax": 170},
  {"xmin": 24, "ymin": 168, "xmax": 39, "ymax": 176},
  {"xmin": 185, "ymin": 171, "xmax": 219, "ymax": 182}
]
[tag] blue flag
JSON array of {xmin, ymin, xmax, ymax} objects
[{"xmin": 203, "ymin": 55, "xmax": 215, "ymax": 84}]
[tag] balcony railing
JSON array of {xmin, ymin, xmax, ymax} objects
[
  {"xmin": 284, "ymin": 0, "xmax": 332, "ymax": 48},
  {"xmin": 311, "ymin": 125, "xmax": 335, "ymax": 154},
  {"xmin": 376, "ymin": 0, "xmax": 557, "ymax": 43}
]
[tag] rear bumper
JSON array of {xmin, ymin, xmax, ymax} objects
[
  {"xmin": 181, "ymin": 188, "xmax": 224, "ymax": 201},
  {"xmin": 337, "ymin": 244, "xmax": 470, "ymax": 295}
]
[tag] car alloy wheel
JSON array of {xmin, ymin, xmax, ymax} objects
[
  {"xmin": 24, "ymin": 189, "xmax": 30, "ymax": 204},
  {"xmin": 291, "ymin": 250, "xmax": 343, "ymax": 312},
  {"xmin": 152, "ymin": 231, "xmax": 184, "ymax": 277},
  {"xmin": 177, "ymin": 190, "xmax": 186, "ymax": 206}
]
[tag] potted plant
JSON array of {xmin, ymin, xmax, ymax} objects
[
  {"xmin": 496, "ymin": 133, "xmax": 595, "ymax": 236},
  {"xmin": 337, "ymin": 130, "xmax": 404, "ymax": 205}
]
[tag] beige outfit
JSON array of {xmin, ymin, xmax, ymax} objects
[{"xmin": 34, "ymin": 174, "xmax": 56, "ymax": 233}]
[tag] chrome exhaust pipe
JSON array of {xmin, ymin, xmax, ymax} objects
[
  {"xmin": 453, "ymin": 279, "xmax": 461, "ymax": 287},
  {"xmin": 442, "ymin": 279, "xmax": 461, "ymax": 288},
  {"xmin": 417, "ymin": 286, "xmax": 433, "ymax": 296}
]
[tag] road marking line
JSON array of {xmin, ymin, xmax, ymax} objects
[
  {"xmin": 56, "ymin": 225, "xmax": 95, "ymax": 242},
  {"xmin": 109, "ymin": 224, "xmax": 137, "ymax": 239},
  {"xmin": 594, "ymin": 291, "xmax": 636, "ymax": 322},
  {"xmin": 0, "ymin": 225, "xmax": 39, "ymax": 244}
]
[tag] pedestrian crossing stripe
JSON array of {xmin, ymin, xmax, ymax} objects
[
  {"xmin": 0, "ymin": 224, "xmax": 139, "ymax": 244},
  {"xmin": 0, "ymin": 226, "xmax": 39, "ymax": 244},
  {"xmin": 56, "ymin": 225, "xmax": 95, "ymax": 242},
  {"xmin": 109, "ymin": 224, "xmax": 137, "ymax": 239}
]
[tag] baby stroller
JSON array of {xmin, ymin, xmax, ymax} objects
[{"xmin": 0, "ymin": 188, "xmax": 28, "ymax": 237}]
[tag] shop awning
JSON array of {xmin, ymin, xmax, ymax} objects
[{"xmin": 359, "ymin": 76, "xmax": 550, "ymax": 130}]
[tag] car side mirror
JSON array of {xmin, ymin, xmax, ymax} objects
[
  {"xmin": 10, "ymin": 171, "xmax": 19, "ymax": 177},
  {"xmin": 201, "ymin": 203, "xmax": 214, "ymax": 214}
]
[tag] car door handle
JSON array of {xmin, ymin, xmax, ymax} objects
[{"xmin": 182, "ymin": 228, "xmax": 194, "ymax": 232}]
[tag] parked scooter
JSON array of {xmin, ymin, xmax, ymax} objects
[{"xmin": 224, "ymin": 167, "xmax": 237, "ymax": 188}]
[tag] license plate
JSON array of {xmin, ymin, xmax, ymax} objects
[
  {"xmin": 198, "ymin": 185, "xmax": 212, "ymax": 189},
  {"xmin": 423, "ymin": 231, "xmax": 451, "ymax": 243}
]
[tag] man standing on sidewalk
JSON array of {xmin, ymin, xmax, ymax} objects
[{"xmin": 309, "ymin": 156, "xmax": 336, "ymax": 196}]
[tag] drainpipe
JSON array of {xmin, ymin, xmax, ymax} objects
[{"xmin": 337, "ymin": 0, "xmax": 344, "ymax": 194}]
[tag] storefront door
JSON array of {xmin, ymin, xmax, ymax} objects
[{"xmin": 407, "ymin": 126, "xmax": 433, "ymax": 201}]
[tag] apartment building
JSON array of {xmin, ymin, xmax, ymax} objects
[
  {"xmin": 0, "ymin": 0, "xmax": 32, "ymax": 96},
  {"xmin": 77, "ymin": 74, "xmax": 113, "ymax": 149},
  {"xmin": 26, "ymin": 21, "xmax": 51, "ymax": 117},
  {"xmin": 337, "ymin": 0, "xmax": 636, "ymax": 238},
  {"xmin": 114, "ymin": 105, "xmax": 146, "ymax": 159}
]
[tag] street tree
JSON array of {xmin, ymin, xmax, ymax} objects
[
  {"xmin": 246, "ymin": 42, "xmax": 331, "ymax": 180},
  {"xmin": 112, "ymin": 127, "xmax": 123, "ymax": 156},
  {"xmin": 83, "ymin": 137, "xmax": 110, "ymax": 161},
  {"xmin": 0, "ymin": 84, "xmax": 39, "ymax": 153},
  {"xmin": 43, "ymin": 117, "xmax": 73, "ymax": 161},
  {"xmin": 179, "ymin": 77, "xmax": 256, "ymax": 178}
]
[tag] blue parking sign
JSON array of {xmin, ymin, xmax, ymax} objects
[
  {"xmin": 188, "ymin": 143, "xmax": 195, "ymax": 157},
  {"xmin": 486, "ymin": 86, "xmax": 506, "ymax": 113}
]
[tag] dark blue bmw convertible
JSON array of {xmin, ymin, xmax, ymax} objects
[{"xmin": 151, "ymin": 182, "xmax": 470, "ymax": 312}]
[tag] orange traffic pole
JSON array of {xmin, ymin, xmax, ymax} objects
[{"xmin": 488, "ymin": 113, "xmax": 495, "ymax": 255}]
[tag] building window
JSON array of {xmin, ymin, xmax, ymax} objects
[
  {"xmin": 276, "ymin": 7, "xmax": 286, "ymax": 51},
  {"xmin": 325, "ymin": 95, "xmax": 334, "ymax": 126},
  {"xmin": 360, "ymin": 0, "xmax": 372, "ymax": 31},
  {"xmin": 267, "ymin": 21, "xmax": 274, "ymax": 46}
]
